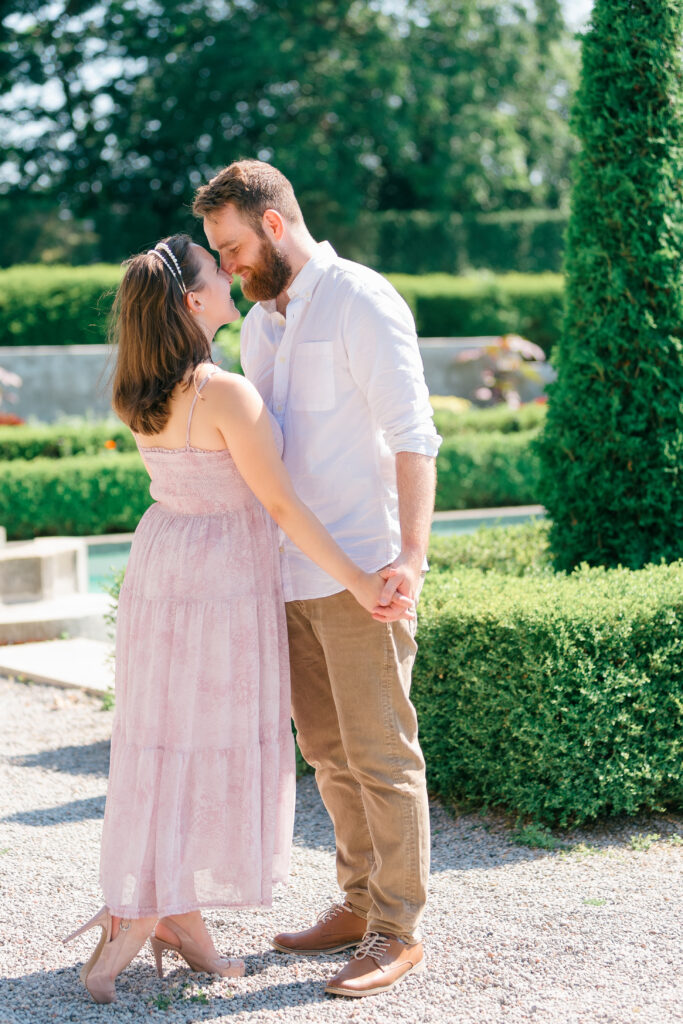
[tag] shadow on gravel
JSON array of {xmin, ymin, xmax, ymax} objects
[
  {"xmin": 2, "ymin": 795, "xmax": 105, "ymax": 826},
  {"xmin": 7, "ymin": 739, "xmax": 110, "ymax": 777},
  {"xmin": 291, "ymin": 776, "xmax": 550, "ymax": 874},
  {"xmin": 1, "ymin": 964, "xmax": 329, "ymax": 1017}
]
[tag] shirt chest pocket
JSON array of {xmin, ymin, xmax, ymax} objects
[{"xmin": 290, "ymin": 341, "xmax": 335, "ymax": 412}]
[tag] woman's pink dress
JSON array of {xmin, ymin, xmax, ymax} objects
[{"xmin": 99, "ymin": 371, "xmax": 295, "ymax": 918}]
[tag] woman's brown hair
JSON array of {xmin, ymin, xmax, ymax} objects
[{"xmin": 110, "ymin": 234, "xmax": 211, "ymax": 434}]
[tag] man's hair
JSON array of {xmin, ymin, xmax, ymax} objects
[{"xmin": 192, "ymin": 160, "xmax": 304, "ymax": 232}]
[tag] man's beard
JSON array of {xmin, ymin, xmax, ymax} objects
[{"xmin": 240, "ymin": 238, "xmax": 293, "ymax": 302}]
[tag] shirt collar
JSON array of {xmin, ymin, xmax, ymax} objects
[{"xmin": 260, "ymin": 241, "xmax": 336, "ymax": 315}]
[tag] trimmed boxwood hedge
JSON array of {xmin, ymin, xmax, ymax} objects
[
  {"xmin": 431, "ymin": 400, "xmax": 546, "ymax": 440},
  {"xmin": 388, "ymin": 272, "xmax": 564, "ymax": 356},
  {"xmin": 0, "ymin": 427, "xmax": 542, "ymax": 538},
  {"xmin": 414, "ymin": 554, "xmax": 683, "ymax": 825},
  {"xmin": 435, "ymin": 431, "xmax": 541, "ymax": 511},
  {"xmin": 0, "ymin": 422, "xmax": 136, "ymax": 461},
  {"xmin": 0, "ymin": 264, "xmax": 564, "ymax": 355},
  {"xmin": 0, "ymin": 400, "xmax": 545, "ymax": 461},
  {"xmin": 0, "ymin": 453, "xmax": 152, "ymax": 539}
]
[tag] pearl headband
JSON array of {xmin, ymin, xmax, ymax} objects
[{"xmin": 147, "ymin": 242, "xmax": 187, "ymax": 294}]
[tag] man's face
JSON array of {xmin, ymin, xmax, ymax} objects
[{"xmin": 203, "ymin": 205, "xmax": 292, "ymax": 302}]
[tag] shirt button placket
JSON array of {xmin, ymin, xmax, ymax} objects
[{"xmin": 273, "ymin": 315, "xmax": 290, "ymax": 419}]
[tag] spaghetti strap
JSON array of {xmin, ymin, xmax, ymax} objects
[{"xmin": 185, "ymin": 365, "xmax": 219, "ymax": 448}]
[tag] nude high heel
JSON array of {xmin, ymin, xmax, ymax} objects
[
  {"xmin": 63, "ymin": 906, "xmax": 154, "ymax": 1003},
  {"xmin": 63, "ymin": 905, "xmax": 111, "ymax": 994},
  {"xmin": 149, "ymin": 918, "xmax": 245, "ymax": 979}
]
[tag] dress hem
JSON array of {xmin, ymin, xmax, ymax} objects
[{"xmin": 102, "ymin": 886, "xmax": 287, "ymax": 920}]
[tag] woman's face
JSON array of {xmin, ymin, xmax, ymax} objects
[{"xmin": 189, "ymin": 243, "xmax": 240, "ymax": 332}]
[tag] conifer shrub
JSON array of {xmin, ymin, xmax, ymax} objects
[{"xmin": 537, "ymin": 0, "xmax": 683, "ymax": 570}]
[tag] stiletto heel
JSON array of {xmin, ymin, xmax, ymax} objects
[
  {"xmin": 149, "ymin": 935, "xmax": 166, "ymax": 978},
  {"xmin": 151, "ymin": 918, "xmax": 245, "ymax": 978},
  {"xmin": 63, "ymin": 905, "xmax": 110, "ymax": 945}
]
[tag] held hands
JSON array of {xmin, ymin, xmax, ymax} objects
[
  {"xmin": 349, "ymin": 570, "xmax": 416, "ymax": 622},
  {"xmin": 373, "ymin": 551, "xmax": 424, "ymax": 621}
]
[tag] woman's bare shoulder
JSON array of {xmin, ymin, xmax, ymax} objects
[{"xmin": 202, "ymin": 369, "xmax": 263, "ymax": 416}]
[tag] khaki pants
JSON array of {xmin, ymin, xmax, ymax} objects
[{"xmin": 285, "ymin": 588, "xmax": 430, "ymax": 943}]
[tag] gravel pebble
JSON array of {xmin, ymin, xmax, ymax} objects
[{"xmin": 0, "ymin": 675, "xmax": 682, "ymax": 1024}]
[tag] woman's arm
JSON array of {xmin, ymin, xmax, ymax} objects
[{"xmin": 204, "ymin": 373, "xmax": 413, "ymax": 620}]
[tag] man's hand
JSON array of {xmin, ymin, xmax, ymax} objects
[{"xmin": 371, "ymin": 552, "xmax": 423, "ymax": 622}]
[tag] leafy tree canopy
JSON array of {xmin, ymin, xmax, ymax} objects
[{"xmin": 0, "ymin": 0, "xmax": 577, "ymax": 262}]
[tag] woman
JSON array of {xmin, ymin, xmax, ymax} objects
[{"xmin": 64, "ymin": 234, "xmax": 412, "ymax": 1003}]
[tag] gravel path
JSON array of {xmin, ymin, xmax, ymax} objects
[{"xmin": 0, "ymin": 675, "xmax": 681, "ymax": 1024}]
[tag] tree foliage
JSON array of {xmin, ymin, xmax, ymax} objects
[
  {"xmin": 537, "ymin": 0, "xmax": 683, "ymax": 570},
  {"xmin": 0, "ymin": 0, "xmax": 577, "ymax": 263}
]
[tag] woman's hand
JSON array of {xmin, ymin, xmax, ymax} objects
[{"xmin": 348, "ymin": 570, "xmax": 416, "ymax": 622}]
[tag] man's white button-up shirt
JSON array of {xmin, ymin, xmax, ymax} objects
[{"xmin": 241, "ymin": 241, "xmax": 442, "ymax": 602}]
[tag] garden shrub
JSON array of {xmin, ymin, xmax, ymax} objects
[
  {"xmin": 0, "ymin": 401, "xmax": 545, "ymax": 461},
  {"xmin": 0, "ymin": 265, "xmax": 249, "ymax": 347},
  {"xmin": 0, "ymin": 263, "xmax": 563, "ymax": 354},
  {"xmin": 388, "ymin": 272, "xmax": 564, "ymax": 357},
  {"xmin": 435, "ymin": 430, "xmax": 541, "ymax": 511},
  {"xmin": 0, "ymin": 264, "xmax": 122, "ymax": 348},
  {"xmin": 0, "ymin": 452, "xmax": 152, "ymax": 539},
  {"xmin": 365, "ymin": 208, "xmax": 567, "ymax": 276},
  {"xmin": 537, "ymin": 0, "xmax": 683, "ymax": 571},
  {"xmin": 0, "ymin": 421, "xmax": 136, "ymax": 460},
  {"xmin": 429, "ymin": 520, "xmax": 551, "ymax": 577},
  {"xmin": 431, "ymin": 399, "xmax": 546, "ymax": 440},
  {"xmin": 414, "ymin": 559, "xmax": 683, "ymax": 825},
  {"xmin": 0, "ymin": 433, "xmax": 540, "ymax": 537}
]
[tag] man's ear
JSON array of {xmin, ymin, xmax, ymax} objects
[{"xmin": 262, "ymin": 208, "xmax": 285, "ymax": 242}]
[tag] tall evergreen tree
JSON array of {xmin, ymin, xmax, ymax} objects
[{"xmin": 538, "ymin": 0, "xmax": 683, "ymax": 570}]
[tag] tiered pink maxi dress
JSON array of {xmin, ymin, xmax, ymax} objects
[{"xmin": 99, "ymin": 370, "xmax": 295, "ymax": 918}]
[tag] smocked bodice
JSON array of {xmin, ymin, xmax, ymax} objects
[{"xmin": 135, "ymin": 369, "xmax": 283, "ymax": 516}]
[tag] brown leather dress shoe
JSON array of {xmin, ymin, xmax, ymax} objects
[
  {"xmin": 272, "ymin": 901, "xmax": 367, "ymax": 955},
  {"xmin": 325, "ymin": 931, "xmax": 425, "ymax": 997}
]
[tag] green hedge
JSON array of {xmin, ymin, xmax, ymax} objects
[
  {"xmin": 0, "ymin": 265, "xmax": 250, "ymax": 348},
  {"xmin": 0, "ymin": 265, "xmax": 122, "ymax": 348},
  {"xmin": 388, "ymin": 272, "xmax": 564, "ymax": 357},
  {"xmin": 432, "ymin": 400, "xmax": 546, "ymax": 440},
  {"xmin": 0, "ymin": 421, "xmax": 136, "ymax": 460},
  {"xmin": 435, "ymin": 430, "xmax": 541, "ymax": 511},
  {"xmin": 0, "ymin": 453, "xmax": 152, "ymax": 539},
  {"xmin": 0, "ymin": 429, "xmax": 541, "ymax": 537},
  {"xmin": 0, "ymin": 264, "xmax": 563, "ymax": 355},
  {"xmin": 349, "ymin": 208, "xmax": 568, "ymax": 276},
  {"xmin": 429, "ymin": 520, "xmax": 551, "ymax": 577},
  {"xmin": 0, "ymin": 401, "xmax": 545, "ymax": 461},
  {"xmin": 414, "ymin": 555, "xmax": 683, "ymax": 825}
]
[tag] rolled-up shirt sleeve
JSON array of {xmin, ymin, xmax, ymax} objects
[{"xmin": 343, "ymin": 284, "xmax": 442, "ymax": 457}]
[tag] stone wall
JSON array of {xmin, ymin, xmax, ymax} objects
[{"xmin": 0, "ymin": 339, "xmax": 554, "ymax": 423}]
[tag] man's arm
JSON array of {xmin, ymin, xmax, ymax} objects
[{"xmin": 377, "ymin": 452, "xmax": 436, "ymax": 609}]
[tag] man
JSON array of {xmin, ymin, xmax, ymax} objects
[{"xmin": 193, "ymin": 160, "xmax": 441, "ymax": 998}]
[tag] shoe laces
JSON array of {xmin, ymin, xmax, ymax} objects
[
  {"xmin": 353, "ymin": 931, "xmax": 391, "ymax": 962},
  {"xmin": 316, "ymin": 902, "xmax": 350, "ymax": 925}
]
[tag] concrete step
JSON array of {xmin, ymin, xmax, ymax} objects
[
  {"xmin": 0, "ymin": 592, "xmax": 111, "ymax": 644},
  {"xmin": 0, "ymin": 637, "xmax": 114, "ymax": 696},
  {"xmin": 0, "ymin": 536, "xmax": 87, "ymax": 602}
]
